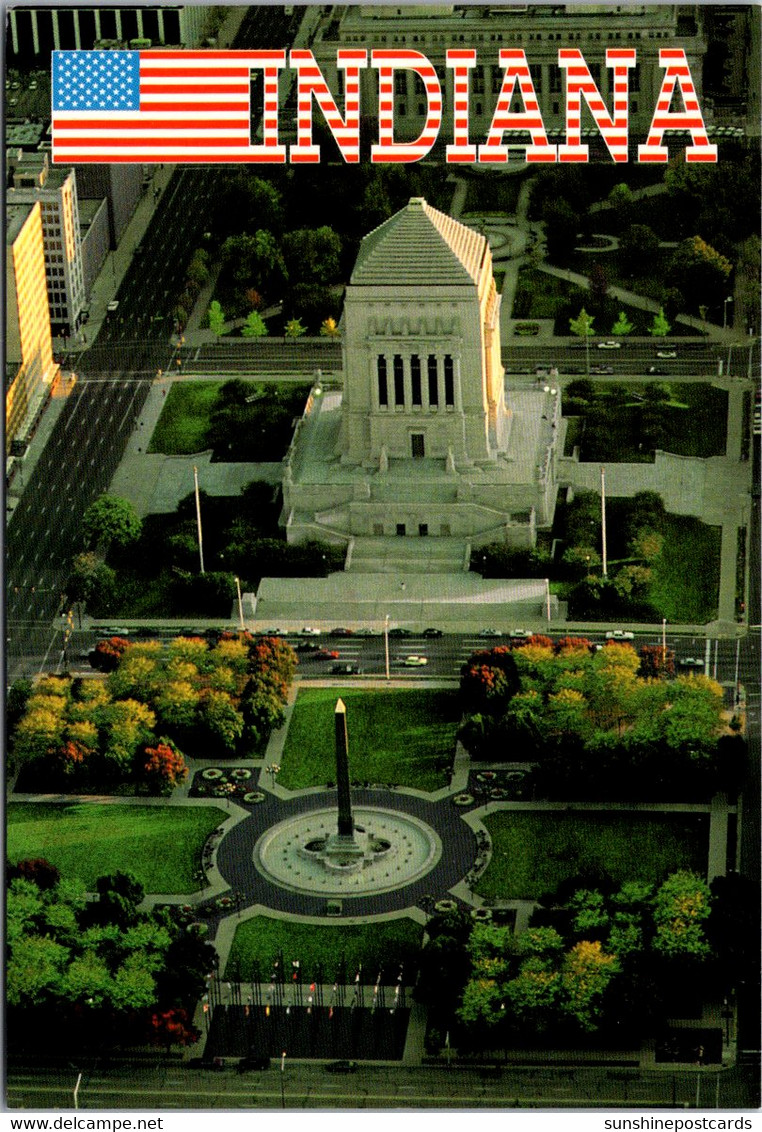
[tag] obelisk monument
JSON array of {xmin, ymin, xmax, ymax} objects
[{"xmin": 335, "ymin": 698, "xmax": 354, "ymax": 837}]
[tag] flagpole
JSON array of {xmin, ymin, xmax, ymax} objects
[{"xmin": 600, "ymin": 465, "xmax": 608, "ymax": 578}]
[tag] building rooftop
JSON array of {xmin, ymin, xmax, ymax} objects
[
  {"xmin": 6, "ymin": 202, "xmax": 37, "ymax": 245},
  {"xmin": 350, "ymin": 197, "xmax": 487, "ymax": 288}
]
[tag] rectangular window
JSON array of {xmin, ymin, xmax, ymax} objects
[
  {"xmin": 418, "ymin": 523, "xmax": 428, "ymax": 536},
  {"xmin": 396, "ymin": 523, "xmax": 406, "ymax": 536},
  {"xmin": 393, "ymin": 354, "xmax": 404, "ymax": 406},
  {"xmin": 410, "ymin": 355, "xmax": 421, "ymax": 405},
  {"xmin": 411, "ymin": 433, "xmax": 425, "ymax": 458},
  {"xmin": 377, "ymin": 355, "xmax": 388, "ymax": 406},
  {"xmin": 473, "ymin": 67, "xmax": 485, "ymax": 95},
  {"xmin": 395, "ymin": 71, "xmax": 407, "ymax": 96},
  {"xmin": 427, "ymin": 355, "xmax": 438, "ymax": 406},
  {"xmin": 444, "ymin": 355, "xmax": 455, "ymax": 407}
]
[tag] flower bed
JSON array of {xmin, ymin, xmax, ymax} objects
[{"xmin": 453, "ymin": 793, "xmax": 474, "ymax": 807}]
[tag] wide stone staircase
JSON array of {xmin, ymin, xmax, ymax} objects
[{"xmin": 346, "ymin": 536, "xmax": 469, "ymax": 574}]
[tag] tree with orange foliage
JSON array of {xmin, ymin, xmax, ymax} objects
[{"xmin": 139, "ymin": 741, "xmax": 188, "ymax": 794}]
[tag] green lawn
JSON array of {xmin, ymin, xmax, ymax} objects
[
  {"xmin": 475, "ymin": 811, "xmax": 708, "ymax": 901},
  {"xmin": 224, "ymin": 915, "xmax": 423, "ymax": 980},
  {"xmin": 7, "ymin": 803, "xmax": 225, "ymax": 893},
  {"xmin": 279, "ymin": 688, "xmax": 460, "ymax": 791},
  {"xmin": 648, "ymin": 513, "xmax": 722, "ymax": 623},
  {"xmin": 570, "ymin": 383, "xmax": 728, "ymax": 463},
  {"xmin": 148, "ymin": 382, "xmax": 220, "ymax": 454}
]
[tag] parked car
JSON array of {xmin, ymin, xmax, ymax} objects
[
  {"xmin": 329, "ymin": 627, "xmax": 354, "ymax": 637},
  {"xmin": 597, "ymin": 340, "xmax": 621, "ymax": 350},
  {"xmin": 237, "ymin": 1054, "xmax": 271, "ymax": 1072},
  {"xmin": 647, "ymin": 367, "xmax": 667, "ymax": 376},
  {"xmin": 388, "ymin": 627, "xmax": 413, "ymax": 638},
  {"xmin": 263, "ymin": 627, "xmax": 284, "ymax": 637},
  {"xmin": 402, "ymin": 654, "xmax": 428, "ymax": 666},
  {"xmin": 509, "ymin": 629, "xmax": 533, "ymax": 639},
  {"xmin": 300, "ymin": 626, "xmax": 321, "ymax": 636},
  {"xmin": 324, "ymin": 1061, "xmax": 358, "ymax": 1074},
  {"xmin": 297, "ymin": 641, "xmax": 321, "ymax": 652},
  {"xmin": 354, "ymin": 627, "xmax": 381, "ymax": 637},
  {"xmin": 316, "ymin": 648, "xmax": 340, "ymax": 660},
  {"xmin": 423, "ymin": 627, "xmax": 443, "ymax": 638},
  {"xmin": 106, "ymin": 300, "xmax": 119, "ymax": 314},
  {"xmin": 656, "ymin": 350, "xmax": 677, "ymax": 359},
  {"xmin": 331, "ymin": 663, "xmax": 361, "ymax": 675},
  {"xmin": 590, "ymin": 364, "xmax": 614, "ymax": 375},
  {"xmin": 605, "ymin": 630, "xmax": 635, "ymax": 641},
  {"xmin": 679, "ymin": 657, "xmax": 705, "ymax": 669},
  {"xmin": 478, "ymin": 628, "xmax": 503, "ymax": 638}
]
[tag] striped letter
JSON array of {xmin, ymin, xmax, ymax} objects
[
  {"xmin": 290, "ymin": 48, "xmax": 367, "ymax": 163},
  {"xmin": 638, "ymin": 49, "xmax": 717, "ymax": 164},
  {"xmin": 371, "ymin": 49, "xmax": 442, "ymax": 163},
  {"xmin": 558, "ymin": 48, "xmax": 635, "ymax": 163},
  {"xmin": 478, "ymin": 50, "xmax": 556, "ymax": 164},
  {"xmin": 446, "ymin": 49, "xmax": 477, "ymax": 163},
  {"xmin": 250, "ymin": 50, "xmax": 287, "ymax": 163}
]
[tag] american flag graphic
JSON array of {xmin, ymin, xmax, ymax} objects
[{"xmin": 52, "ymin": 50, "xmax": 263, "ymax": 163}]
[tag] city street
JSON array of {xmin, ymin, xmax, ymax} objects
[{"xmin": 6, "ymin": 1060, "xmax": 759, "ymax": 1110}]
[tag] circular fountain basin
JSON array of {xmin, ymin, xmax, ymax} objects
[{"xmin": 254, "ymin": 806, "xmax": 442, "ymax": 896}]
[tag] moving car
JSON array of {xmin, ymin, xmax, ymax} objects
[
  {"xmin": 656, "ymin": 350, "xmax": 677, "ymax": 359},
  {"xmin": 106, "ymin": 300, "xmax": 119, "ymax": 314},
  {"xmin": 597, "ymin": 340, "xmax": 621, "ymax": 350},
  {"xmin": 331, "ymin": 662, "xmax": 361, "ymax": 675},
  {"xmin": 402, "ymin": 654, "xmax": 428, "ymax": 666},
  {"xmin": 324, "ymin": 1061, "xmax": 358, "ymax": 1074},
  {"xmin": 316, "ymin": 648, "xmax": 340, "ymax": 660},
  {"xmin": 297, "ymin": 641, "xmax": 321, "ymax": 652},
  {"xmin": 605, "ymin": 630, "xmax": 635, "ymax": 641}
]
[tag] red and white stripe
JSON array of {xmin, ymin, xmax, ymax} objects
[
  {"xmin": 478, "ymin": 50, "xmax": 556, "ymax": 164},
  {"xmin": 558, "ymin": 48, "xmax": 635, "ymax": 163},
  {"xmin": 446, "ymin": 49, "xmax": 477, "ymax": 163},
  {"xmin": 638, "ymin": 49, "xmax": 717, "ymax": 164},
  {"xmin": 52, "ymin": 50, "xmax": 286, "ymax": 164},
  {"xmin": 290, "ymin": 48, "xmax": 367, "ymax": 163},
  {"xmin": 371, "ymin": 50, "xmax": 442, "ymax": 163}
]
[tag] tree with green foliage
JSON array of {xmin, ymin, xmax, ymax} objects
[
  {"xmin": 282, "ymin": 226, "xmax": 342, "ymax": 284},
  {"xmin": 648, "ymin": 307, "xmax": 671, "ymax": 338},
  {"xmin": 569, "ymin": 307, "xmax": 595, "ymax": 339},
  {"xmin": 242, "ymin": 310, "xmax": 268, "ymax": 338},
  {"xmin": 668, "ymin": 235, "xmax": 733, "ymax": 312},
  {"xmin": 221, "ymin": 230, "xmax": 287, "ymax": 295},
  {"xmin": 617, "ymin": 224, "xmax": 660, "ymax": 274},
  {"xmin": 611, "ymin": 311, "xmax": 634, "ymax": 336},
  {"xmin": 82, "ymin": 495, "xmax": 142, "ymax": 550},
  {"xmin": 284, "ymin": 317, "xmax": 307, "ymax": 338},
  {"xmin": 207, "ymin": 300, "xmax": 225, "ymax": 336},
  {"xmin": 652, "ymin": 871, "xmax": 712, "ymax": 959}
]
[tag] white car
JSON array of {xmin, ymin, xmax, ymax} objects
[
  {"xmin": 107, "ymin": 300, "xmax": 120, "ymax": 314},
  {"xmin": 597, "ymin": 340, "xmax": 621, "ymax": 350},
  {"xmin": 605, "ymin": 630, "xmax": 635, "ymax": 641},
  {"xmin": 300, "ymin": 626, "xmax": 321, "ymax": 637},
  {"xmin": 679, "ymin": 657, "xmax": 705, "ymax": 669},
  {"xmin": 402, "ymin": 654, "xmax": 428, "ymax": 667},
  {"xmin": 509, "ymin": 629, "xmax": 534, "ymax": 639},
  {"xmin": 656, "ymin": 350, "xmax": 676, "ymax": 359},
  {"xmin": 478, "ymin": 628, "xmax": 503, "ymax": 638}
]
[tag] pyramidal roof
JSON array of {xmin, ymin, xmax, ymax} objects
[{"xmin": 350, "ymin": 197, "xmax": 487, "ymax": 288}]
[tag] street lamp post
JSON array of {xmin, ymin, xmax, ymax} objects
[
  {"xmin": 235, "ymin": 576, "xmax": 245, "ymax": 630},
  {"xmin": 280, "ymin": 1051, "xmax": 286, "ymax": 1109},
  {"xmin": 384, "ymin": 614, "xmax": 390, "ymax": 681},
  {"xmin": 73, "ymin": 1072, "xmax": 82, "ymax": 1110},
  {"xmin": 723, "ymin": 296, "xmax": 733, "ymax": 330}
]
